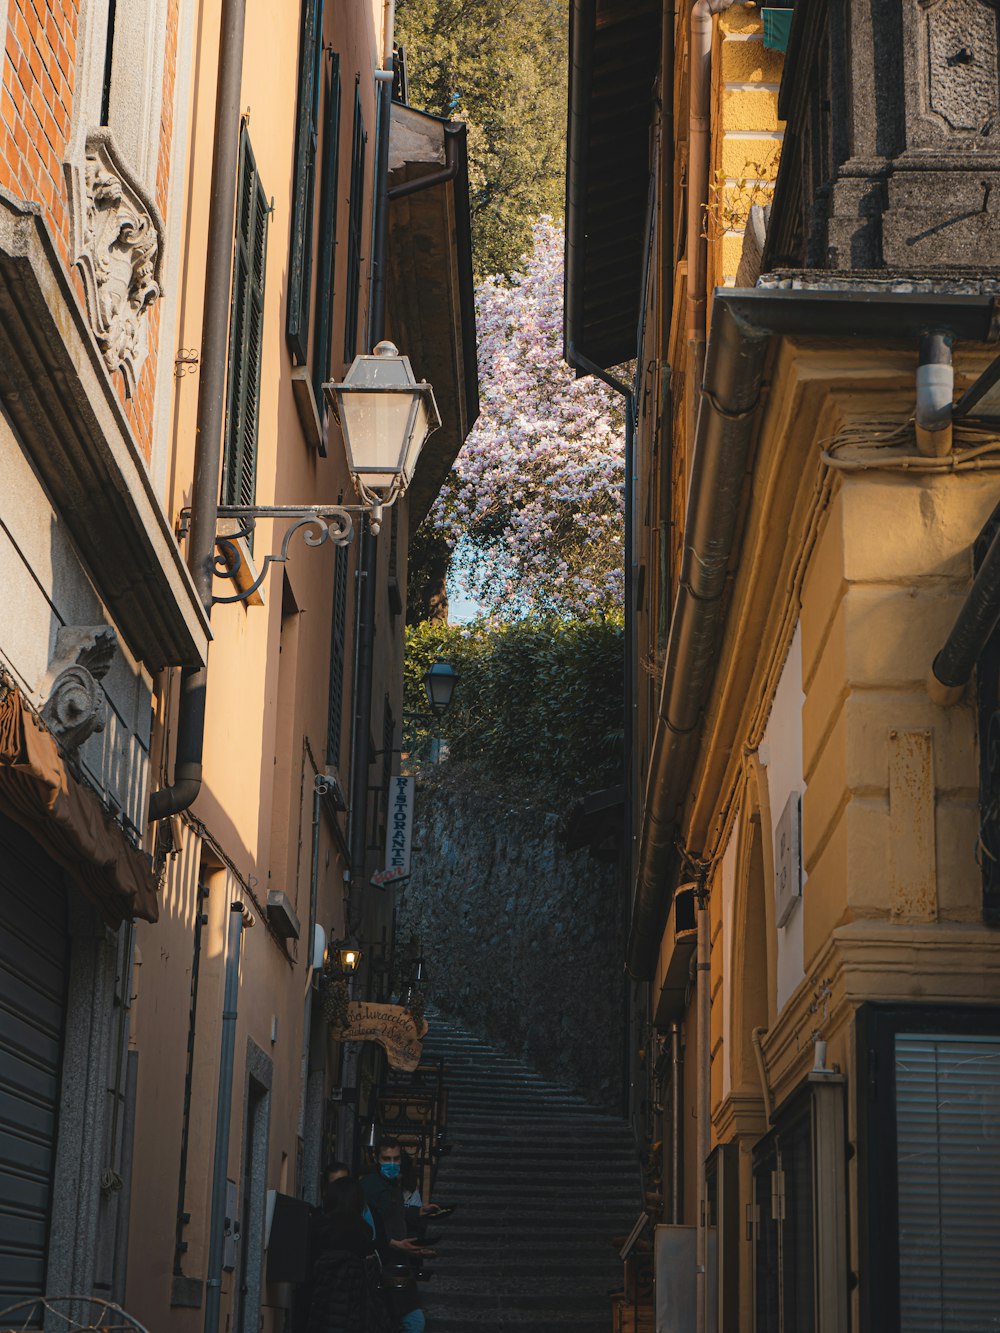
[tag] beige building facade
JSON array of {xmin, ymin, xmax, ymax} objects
[{"xmin": 567, "ymin": 2, "xmax": 1000, "ymax": 1329}]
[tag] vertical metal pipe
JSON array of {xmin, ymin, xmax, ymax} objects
[
  {"xmin": 188, "ymin": 0, "xmax": 248, "ymax": 612},
  {"xmin": 670, "ymin": 1019, "xmax": 683, "ymax": 1224},
  {"xmin": 173, "ymin": 881, "xmax": 208, "ymax": 1275},
  {"xmin": 148, "ymin": 0, "xmax": 247, "ymax": 821},
  {"xmin": 695, "ymin": 893, "xmax": 710, "ymax": 1333},
  {"xmin": 369, "ymin": 68, "xmax": 394, "ymax": 350},
  {"xmin": 204, "ymin": 902, "xmax": 246, "ymax": 1333}
]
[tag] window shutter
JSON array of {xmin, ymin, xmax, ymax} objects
[
  {"xmin": 343, "ymin": 86, "xmax": 366, "ymax": 362},
  {"xmin": 286, "ymin": 0, "xmax": 324, "ymax": 364},
  {"xmin": 895, "ymin": 1033, "xmax": 1000, "ymax": 1330},
  {"xmin": 223, "ymin": 125, "xmax": 268, "ymax": 518},
  {"xmin": 312, "ymin": 54, "xmax": 341, "ymax": 409},
  {"xmin": 326, "ymin": 542, "xmax": 350, "ymax": 766}
]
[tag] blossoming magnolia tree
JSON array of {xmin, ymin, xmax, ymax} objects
[{"xmin": 427, "ymin": 217, "xmax": 626, "ymax": 618}]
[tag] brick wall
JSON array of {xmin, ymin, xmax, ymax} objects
[{"xmin": 0, "ymin": 0, "xmax": 180, "ymax": 461}]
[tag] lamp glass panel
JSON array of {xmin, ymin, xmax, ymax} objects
[
  {"xmin": 401, "ymin": 395, "xmax": 431, "ymax": 485},
  {"xmin": 339, "ymin": 389, "xmax": 419, "ymax": 486},
  {"xmin": 424, "ymin": 661, "xmax": 457, "ymax": 711}
]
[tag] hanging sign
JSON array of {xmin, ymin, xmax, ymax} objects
[
  {"xmin": 329, "ymin": 1000, "xmax": 429, "ymax": 1071},
  {"xmin": 377, "ymin": 776, "xmax": 414, "ymax": 883}
]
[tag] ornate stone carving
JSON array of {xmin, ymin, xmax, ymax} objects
[
  {"xmin": 41, "ymin": 626, "xmax": 118, "ymax": 759},
  {"xmin": 75, "ymin": 131, "xmax": 163, "ymax": 398}
]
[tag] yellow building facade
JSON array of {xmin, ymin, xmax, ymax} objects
[{"xmin": 567, "ymin": 2, "xmax": 1000, "ymax": 1329}]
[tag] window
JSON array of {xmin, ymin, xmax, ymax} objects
[
  {"xmin": 859, "ymin": 1005, "xmax": 1000, "ymax": 1333},
  {"xmin": 343, "ymin": 84, "xmax": 366, "ymax": 362},
  {"xmin": 222, "ymin": 125, "xmax": 269, "ymax": 514},
  {"xmin": 312, "ymin": 56, "xmax": 342, "ymax": 407},
  {"xmin": 286, "ymin": 0, "xmax": 324, "ymax": 364},
  {"xmin": 326, "ymin": 542, "xmax": 350, "ymax": 768}
]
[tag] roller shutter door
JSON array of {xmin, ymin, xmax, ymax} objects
[{"xmin": 0, "ymin": 815, "xmax": 68, "ymax": 1305}]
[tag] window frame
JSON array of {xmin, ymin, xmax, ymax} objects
[
  {"xmin": 222, "ymin": 123, "xmax": 269, "ymax": 517},
  {"xmin": 286, "ymin": 0, "xmax": 325, "ymax": 366},
  {"xmin": 325, "ymin": 540, "xmax": 351, "ymax": 769},
  {"xmin": 312, "ymin": 53, "xmax": 342, "ymax": 411},
  {"xmin": 857, "ymin": 1002, "xmax": 1000, "ymax": 1333}
]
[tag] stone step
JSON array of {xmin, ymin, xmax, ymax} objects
[{"xmin": 415, "ymin": 1014, "xmax": 635, "ymax": 1326}]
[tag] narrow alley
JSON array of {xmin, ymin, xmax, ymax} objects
[{"xmin": 419, "ymin": 1016, "xmax": 638, "ymax": 1331}]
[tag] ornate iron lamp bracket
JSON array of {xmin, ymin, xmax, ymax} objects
[{"xmin": 177, "ymin": 504, "xmax": 367, "ymax": 606}]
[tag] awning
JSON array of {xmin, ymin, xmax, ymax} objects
[{"xmin": 0, "ymin": 683, "xmax": 159, "ymax": 926}]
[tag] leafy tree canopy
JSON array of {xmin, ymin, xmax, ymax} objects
[
  {"xmin": 404, "ymin": 614, "xmax": 624, "ymax": 795},
  {"xmin": 395, "ymin": 0, "xmax": 567, "ymax": 277}
]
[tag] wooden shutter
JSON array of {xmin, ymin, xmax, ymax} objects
[
  {"xmin": 286, "ymin": 0, "xmax": 324, "ymax": 363},
  {"xmin": 223, "ymin": 124, "xmax": 269, "ymax": 515},
  {"xmin": 312, "ymin": 54, "xmax": 341, "ymax": 407},
  {"xmin": 326, "ymin": 542, "xmax": 350, "ymax": 766},
  {"xmin": 343, "ymin": 85, "xmax": 366, "ymax": 362}
]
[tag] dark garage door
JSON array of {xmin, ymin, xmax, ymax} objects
[{"xmin": 0, "ymin": 814, "xmax": 69, "ymax": 1305}]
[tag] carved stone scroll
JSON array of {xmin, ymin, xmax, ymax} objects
[{"xmin": 41, "ymin": 625, "xmax": 118, "ymax": 759}]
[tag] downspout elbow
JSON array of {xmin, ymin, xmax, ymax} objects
[
  {"xmin": 915, "ymin": 332, "xmax": 954, "ymax": 458},
  {"xmin": 148, "ymin": 664, "xmax": 206, "ymax": 821}
]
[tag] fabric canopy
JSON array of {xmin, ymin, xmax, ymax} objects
[{"xmin": 0, "ymin": 683, "xmax": 159, "ymax": 926}]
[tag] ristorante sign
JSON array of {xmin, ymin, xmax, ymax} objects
[
  {"xmin": 329, "ymin": 1001, "xmax": 428, "ymax": 1071},
  {"xmin": 385, "ymin": 776, "xmax": 414, "ymax": 878}
]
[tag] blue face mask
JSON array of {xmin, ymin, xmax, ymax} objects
[{"xmin": 380, "ymin": 1161, "xmax": 401, "ymax": 1180}]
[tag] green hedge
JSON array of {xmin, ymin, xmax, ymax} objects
[{"xmin": 404, "ymin": 616, "xmax": 624, "ymax": 793}]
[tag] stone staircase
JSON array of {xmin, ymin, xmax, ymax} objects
[{"xmin": 417, "ymin": 1013, "xmax": 640, "ymax": 1331}]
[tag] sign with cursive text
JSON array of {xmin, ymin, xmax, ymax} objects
[{"xmin": 329, "ymin": 1000, "xmax": 428, "ymax": 1071}]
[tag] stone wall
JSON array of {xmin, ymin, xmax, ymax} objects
[{"xmin": 398, "ymin": 764, "xmax": 626, "ymax": 1109}]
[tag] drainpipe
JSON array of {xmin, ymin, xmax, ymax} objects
[
  {"xmin": 670, "ymin": 1019, "xmax": 683, "ymax": 1223},
  {"xmin": 149, "ymin": 0, "xmax": 248, "ymax": 821},
  {"xmin": 914, "ymin": 331, "xmax": 954, "ymax": 458},
  {"xmin": 204, "ymin": 901, "xmax": 250, "ymax": 1333},
  {"xmin": 695, "ymin": 891, "xmax": 710, "ymax": 1333}
]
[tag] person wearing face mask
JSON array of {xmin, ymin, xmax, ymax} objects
[{"xmin": 361, "ymin": 1139, "xmax": 431, "ymax": 1333}]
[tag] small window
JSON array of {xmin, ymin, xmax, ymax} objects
[
  {"xmin": 312, "ymin": 55, "xmax": 342, "ymax": 407},
  {"xmin": 326, "ymin": 541, "xmax": 350, "ymax": 768},
  {"xmin": 222, "ymin": 124, "xmax": 269, "ymax": 514},
  {"xmin": 343, "ymin": 84, "xmax": 366, "ymax": 362},
  {"xmin": 286, "ymin": 0, "xmax": 324, "ymax": 364}
]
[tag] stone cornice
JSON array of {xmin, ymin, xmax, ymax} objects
[
  {"xmin": 0, "ymin": 188, "xmax": 208, "ymax": 669},
  {"xmin": 760, "ymin": 918, "xmax": 1000, "ymax": 1103},
  {"xmin": 713, "ymin": 1090, "xmax": 768, "ymax": 1142}
]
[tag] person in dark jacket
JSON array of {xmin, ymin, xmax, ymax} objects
[{"xmin": 307, "ymin": 1176, "xmax": 391, "ymax": 1333}]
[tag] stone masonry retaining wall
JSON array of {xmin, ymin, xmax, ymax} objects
[{"xmin": 397, "ymin": 765, "xmax": 625, "ymax": 1109}]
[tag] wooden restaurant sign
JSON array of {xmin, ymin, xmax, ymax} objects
[{"xmin": 329, "ymin": 1001, "xmax": 429, "ymax": 1071}]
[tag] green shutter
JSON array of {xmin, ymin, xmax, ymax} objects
[
  {"xmin": 343, "ymin": 86, "xmax": 366, "ymax": 362},
  {"xmin": 223, "ymin": 124, "xmax": 269, "ymax": 522},
  {"xmin": 312, "ymin": 53, "xmax": 341, "ymax": 414},
  {"xmin": 326, "ymin": 541, "xmax": 350, "ymax": 766},
  {"xmin": 286, "ymin": 0, "xmax": 324, "ymax": 364}
]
